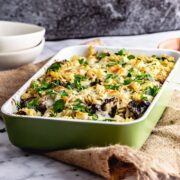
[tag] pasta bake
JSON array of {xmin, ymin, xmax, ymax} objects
[{"xmin": 15, "ymin": 46, "xmax": 175, "ymax": 122}]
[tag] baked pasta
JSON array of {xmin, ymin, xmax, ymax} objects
[{"xmin": 15, "ymin": 47, "xmax": 175, "ymax": 122}]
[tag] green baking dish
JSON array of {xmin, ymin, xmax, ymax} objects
[{"xmin": 1, "ymin": 46, "xmax": 180, "ymax": 151}]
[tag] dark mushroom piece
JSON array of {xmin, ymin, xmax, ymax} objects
[
  {"xmin": 16, "ymin": 110, "xmax": 27, "ymax": 115},
  {"xmin": 91, "ymin": 104, "xmax": 101, "ymax": 114},
  {"xmin": 109, "ymin": 105, "xmax": 117, "ymax": 118},
  {"xmin": 90, "ymin": 79, "xmax": 102, "ymax": 86},
  {"xmin": 101, "ymin": 97, "xmax": 117, "ymax": 118},
  {"xmin": 101, "ymin": 97, "xmax": 115, "ymax": 110},
  {"xmin": 20, "ymin": 97, "xmax": 36, "ymax": 108},
  {"xmin": 127, "ymin": 100, "xmax": 150, "ymax": 119},
  {"xmin": 36, "ymin": 103, "xmax": 47, "ymax": 114}
]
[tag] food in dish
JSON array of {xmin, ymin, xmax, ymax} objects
[{"xmin": 15, "ymin": 47, "xmax": 175, "ymax": 122}]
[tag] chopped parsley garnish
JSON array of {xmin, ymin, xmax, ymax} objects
[
  {"xmin": 119, "ymin": 60, "xmax": 126, "ymax": 67},
  {"xmin": 135, "ymin": 73, "xmax": 153, "ymax": 82},
  {"xmin": 52, "ymin": 80, "xmax": 62, "ymax": 87},
  {"xmin": 53, "ymin": 99, "xmax": 65, "ymax": 113},
  {"xmin": 32, "ymin": 83, "xmax": 39, "ymax": 90},
  {"xmin": 47, "ymin": 62, "xmax": 61, "ymax": 72},
  {"xmin": 107, "ymin": 60, "xmax": 126, "ymax": 67},
  {"xmin": 46, "ymin": 90, "xmax": 68, "ymax": 97},
  {"xmin": 37, "ymin": 81, "xmax": 60, "ymax": 92},
  {"xmin": 73, "ymin": 99, "xmax": 96, "ymax": 116},
  {"xmin": 146, "ymin": 74, "xmax": 153, "ymax": 81},
  {"xmin": 146, "ymin": 86, "xmax": 160, "ymax": 97},
  {"xmin": 74, "ymin": 74, "xmax": 86, "ymax": 81},
  {"xmin": 41, "ymin": 81, "xmax": 51, "ymax": 90},
  {"xmin": 96, "ymin": 52, "xmax": 109, "ymax": 60},
  {"xmin": 73, "ymin": 99, "xmax": 87, "ymax": 112},
  {"xmin": 127, "ymin": 73, "xmax": 132, "ymax": 77},
  {"xmin": 32, "ymin": 81, "xmax": 52, "ymax": 92},
  {"xmin": 106, "ymin": 73, "xmax": 119, "ymax": 80},
  {"xmin": 66, "ymin": 75, "xmax": 86, "ymax": 91},
  {"xmin": 27, "ymin": 98, "xmax": 39, "ymax": 109},
  {"xmin": 66, "ymin": 83, "xmax": 73, "ymax": 90},
  {"xmin": 73, "ymin": 82, "xmax": 84, "ymax": 91},
  {"xmin": 106, "ymin": 61, "xmax": 118, "ymax": 67},
  {"xmin": 135, "ymin": 74, "xmax": 144, "ymax": 81},
  {"xmin": 123, "ymin": 79, "xmax": 132, "ymax": 85},
  {"xmin": 79, "ymin": 58, "xmax": 88, "ymax": 65},
  {"xmin": 127, "ymin": 68, "xmax": 134, "ymax": 77},
  {"xmin": 127, "ymin": 55, "xmax": 135, "ymax": 60},
  {"xmin": 60, "ymin": 90, "xmax": 68, "ymax": 97},
  {"xmin": 46, "ymin": 89, "xmax": 56, "ymax": 95},
  {"xmin": 141, "ymin": 94, "xmax": 148, "ymax": 101},
  {"xmin": 105, "ymin": 84, "xmax": 120, "ymax": 90},
  {"xmin": 116, "ymin": 49, "xmax": 126, "ymax": 56},
  {"xmin": 73, "ymin": 75, "xmax": 86, "ymax": 91}
]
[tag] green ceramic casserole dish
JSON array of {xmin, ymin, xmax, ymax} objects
[{"xmin": 1, "ymin": 46, "xmax": 180, "ymax": 151}]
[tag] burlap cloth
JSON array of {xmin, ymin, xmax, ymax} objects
[{"xmin": 0, "ymin": 39, "xmax": 180, "ymax": 180}]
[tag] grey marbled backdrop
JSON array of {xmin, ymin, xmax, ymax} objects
[{"xmin": 0, "ymin": 0, "xmax": 180, "ymax": 40}]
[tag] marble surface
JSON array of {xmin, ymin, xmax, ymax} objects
[
  {"xmin": 1, "ymin": 31, "xmax": 180, "ymax": 180},
  {"xmin": 1, "ymin": 0, "xmax": 180, "ymax": 40}
]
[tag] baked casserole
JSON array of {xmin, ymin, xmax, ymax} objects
[{"xmin": 15, "ymin": 46, "xmax": 175, "ymax": 122}]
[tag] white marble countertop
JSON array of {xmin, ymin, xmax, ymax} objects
[{"xmin": 1, "ymin": 30, "xmax": 180, "ymax": 180}]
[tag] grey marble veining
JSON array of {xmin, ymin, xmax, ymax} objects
[
  {"xmin": 0, "ymin": 0, "xmax": 180, "ymax": 40},
  {"xmin": 1, "ymin": 31, "xmax": 180, "ymax": 180}
]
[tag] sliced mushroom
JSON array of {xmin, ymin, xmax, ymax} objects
[
  {"xmin": 101, "ymin": 97, "xmax": 117, "ymax": 118},
  {"xmin": 109, "ymin": 105, "xmax": 117, "ymax": 118},
  {"xmin": 101, "ymin": 97, "xmax": 115, "ymax": 110},
  {"xmin": 90, "ymin": 79, "xmax": 102, "ymax": 86},
  {"xmin": 36, "ymin": 103, "xmax": 47, "ymax": 114},
  {"xmin": 127, "ymin": 100, "xmax": 150, "ymax": 119},
  {"xmin": 16, "ymin": 110, "xmax": 27, "ymax": 115},
  {"xmin": 91, "ymin": 104, "xmax": 101, "ymax": 114}
]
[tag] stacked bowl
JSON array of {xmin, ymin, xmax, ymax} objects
[{"xmin": 0, "ymin": 21, "xmax": 45, "ymax": 70}]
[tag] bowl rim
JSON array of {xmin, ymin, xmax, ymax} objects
[
  {"xmin": 0, "ymin": 37, "xmax": 45, "ymax": 56},
  {"xmin": 1, "ymin": 45, "xmax": 180, "ymax": 126},
  {"xmin": 0, "ymin": 21, "xmax": 45, "ymax": 38}
]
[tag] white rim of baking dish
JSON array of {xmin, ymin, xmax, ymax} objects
[{"xmin": 1, "ymin": 45, "xmax": 180, "ymax": 125}]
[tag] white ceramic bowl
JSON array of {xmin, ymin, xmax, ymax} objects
[
  {"xmin": 0, "ymin": 21, "xmax": 45, "ymax": 52},
  {"xmin": 0, "ymin": 38, "xmax": 45, "ymax": 70}
]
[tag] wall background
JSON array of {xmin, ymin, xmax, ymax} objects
[{"xmin": 0, "ymin": 0, "xmax": 180, "ymax": 40}]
